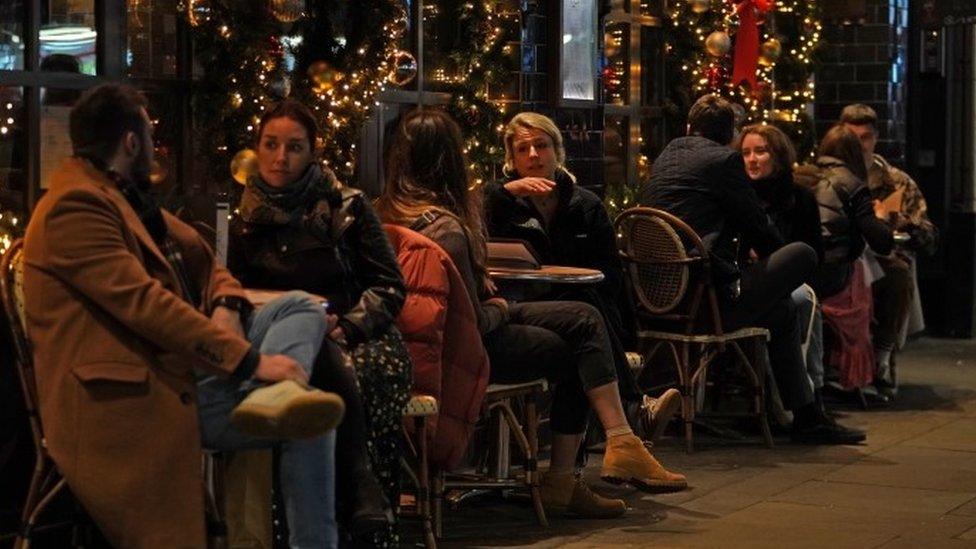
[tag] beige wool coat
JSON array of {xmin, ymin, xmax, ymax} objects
[{"xmin": 23, "ymin": 157, "xmax": 252, "ymax": 548}]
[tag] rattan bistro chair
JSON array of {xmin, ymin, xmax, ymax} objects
[
  {"xmin": 1, "ymin": 239, "xmax": 227, "ymax": 547},
  {"xmin": 1, "ymin": 239, "xmax": 68, "ymax": 549},
  {"xmin": 614, "ymin": 208, "xmax": 773, "ymax": 452}
]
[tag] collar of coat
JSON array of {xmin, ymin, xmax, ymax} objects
[{"xmin": 50, "ymin": 157, "xmax": 174, "ymax": 276}]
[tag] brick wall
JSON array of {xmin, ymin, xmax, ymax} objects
[{"xmin": 815, "ymin": 0, "xmax": 909, "ymax": 164}]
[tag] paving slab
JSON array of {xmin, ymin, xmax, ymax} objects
[
  {"xmin": 907, "ymin": 418, "xmax": 976, "ymax": 453},
  {"xmin": 770, "ymin": 480, "xmax": 975, "ymax": 516},
  {"xmin": 422, "ymin": 338, "xmax": 976, "ymax": 548},
  {"xmin": 823, "ymin": 445, "xmax": 976, "ymax": 492}
]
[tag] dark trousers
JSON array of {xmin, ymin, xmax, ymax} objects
[
  {"xmin": 549, "ymin": 286, "xmax": 642, "ymax": 402},
  {"xmin": 484, "ymin": 300, "xmax": 618, "ymax": 435},
  {"xmin": 721, "ymin": 242, "xmax": 818, "ymax": 410},
  {"xmin": 872, "ymin": 253, "xmax": 913, "ymax": 353}
]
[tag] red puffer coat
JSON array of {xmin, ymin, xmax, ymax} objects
[{"xmin": 384, "ymin": 224, "xmax": 490, "ymax": 469}]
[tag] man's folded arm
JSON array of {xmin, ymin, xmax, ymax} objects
[{"xmin": 41, "ymin": 190, "xmax": 252, "ymax": 377}]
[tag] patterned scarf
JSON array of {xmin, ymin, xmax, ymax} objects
[{"xmin": 238, "ymin": 163, "xmax": 343, "ymax": 243}]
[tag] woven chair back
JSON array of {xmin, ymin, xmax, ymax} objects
[
  {"xmin": 1, "ymin": 239, "xmax": 44, "ymax": 449},
  {"xmin": 615, "ymin": 208, "xmax": 697, "ymax": 314}
]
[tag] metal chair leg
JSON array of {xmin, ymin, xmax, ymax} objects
[
  {"xmin": 525, "ymin": 390, "xmax": 547, "ymax": 528},
  {"xmin": 415, "ymin": 416, "xmax": 437, "ymax": 549},
  {"xmin": 433, "ymin": 470, "xmax": 444, "ymax": 539}
]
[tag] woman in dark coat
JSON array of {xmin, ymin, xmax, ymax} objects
[
  {"xmin": 795, "ymin": 125, "xmax": 894, "ymax": 392},
  {"xmin": 735, "ymin": 124, "xmax": 863, "ymax": 436},
  {"xmin": 483, "ymin": 112, "xmax": 676, "ymax": 440},
  {"xmin": 377, "ymin": 109, "xmax": 688, "ymax": 520},
  {"xmin": 227, "ymin": 100, "xmax": 410, "ymax": 547}
]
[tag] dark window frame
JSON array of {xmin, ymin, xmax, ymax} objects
[{"xmin": 0, "ymin": 0, "xmax": 194, "ymax": 213}]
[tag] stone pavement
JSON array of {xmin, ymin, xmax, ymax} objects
[{"xmin": 417, "ymin": 337, "xmax": 976, "ymax": 548}]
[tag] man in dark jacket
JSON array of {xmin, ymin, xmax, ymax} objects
[{"xmin": 639, "ymin": 94, "xmax": 864, "ymax": 444}]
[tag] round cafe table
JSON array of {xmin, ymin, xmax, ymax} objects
[{"xmin": 487, "ymin": 265, "xmax": 604, "ymax": 284}]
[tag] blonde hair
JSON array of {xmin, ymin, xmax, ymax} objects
[{"xmin": 502, "ymin": 112, "xmax": 575, "ymax": 182}]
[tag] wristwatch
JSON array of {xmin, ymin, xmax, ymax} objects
[{"xmin": 212, "ymin": 295, "xmax": 255, "ymax": 320}]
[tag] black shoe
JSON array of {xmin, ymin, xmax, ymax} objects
[
  {"xmin": 348, "ymin": 476, "xmax": 394, "ymax": 542},
  {"xmin": 791, "ymin": 417, "xmax": 866, "ymax": 445},
  {"xmin": 874, "ymin": 379, "xmax": 897, "ymax": 401}
]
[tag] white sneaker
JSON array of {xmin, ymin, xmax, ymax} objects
[{"xmin": 639, "ymin": 388, "xmax": 681, "ymax": 443}]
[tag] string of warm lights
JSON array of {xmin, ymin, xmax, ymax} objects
[
  {"xmin": 0, "ymin": 99, "xmax": 23, "ymax": 253},
  {"xmin": 436, "ymin": 1, "xmax": 516, "ymax": 188},
  {"xmin": 667, "ymin": 0, "xmax": 821, "ymax": 156},
  {"xmin": 181, "ymin": 0, "xmax": 405, "ymax": 181}
]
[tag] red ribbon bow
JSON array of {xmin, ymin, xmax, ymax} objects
[{"xmin": 731, "ymin": 0, "xmax": 774, "ymax": 89}]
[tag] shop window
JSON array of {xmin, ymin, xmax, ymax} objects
[
  {"xmin": 0, "ymin": 87, "xmax": 24, "ymax": 206},
  {"xmin": 0, "ymin": 2, "xmax": 24, "ymax": 71},
  {"xmin": 603, "ymin": 21, "xmax": 629, "ymax": 105},
  {"xmin": 640, "ymin": 26, "xmax": 662, "ymax": 106},
  {"xmin": 639, "ymin": 0, "xmax": 665, "ymax": 19},
  {"xmin": 127, "ymin": 0, "xmax": 180, "ymax": 78},
  {"xmin": 604, "ymin": 114, "xmax": 628, "ymax": 186},
  {"xmin": 41, "ymin": 0, "xmax": 97, "ymax": 76}
]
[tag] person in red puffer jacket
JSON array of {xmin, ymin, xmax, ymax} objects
[{"xmin": 383, "ymin": 224, "xmax": 490, "ymax": 469}]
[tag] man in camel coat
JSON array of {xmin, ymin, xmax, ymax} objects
[{"xmin": 22, "ymin": 83, "xmax": 342, "ymax": 547}]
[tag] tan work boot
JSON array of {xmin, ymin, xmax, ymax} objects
[
  {"xmin": 231, "ymin": 380, "xmax": 345, "ymax": 439},
  {"xmin": 539, "ymin": 471, "xmax": 626, "ymax": 519},
  {"xmin": 640, "ymin": 388, "xmax": 682, "ymax": 443},
  {"xmin": 601, "ymin": 433, "xmax": 687, "ymax": 493}
]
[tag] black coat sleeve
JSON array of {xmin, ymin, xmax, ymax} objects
[
  {"xmin": 717, "ymin": 154, "xmax": 784, "ymax": 257},
  {"xmin": 584, "ymin": 199, "xmax": 625, "ymax": 303},
  {"xmin": 484, "ymin": 180, "xmax": 521, "ymax": 236},
  {"xmin": 849, "ymin": 186, "xmax": 895, "ymax": 256},
  {"xmin": 794, "ymin": 186, "xmax": 826, "ymax": 264},
  {"xmin": 435, "ymin": 227, "xmax": 506, "ymax": 335},
  {"xmin": 337, "ymin": 198, "xmax": 407, "ymax": 346}
]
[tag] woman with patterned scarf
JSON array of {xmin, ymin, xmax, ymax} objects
[{"xmin": 227, "ymin": 99, "xmax": 411, "ymax": 547}]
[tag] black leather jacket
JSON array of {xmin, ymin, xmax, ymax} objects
[{"xmin": 228, "ymin": 187, "xmax": 405, "ymax": 347}]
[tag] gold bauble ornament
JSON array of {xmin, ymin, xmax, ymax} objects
[
  {"xmin": 387, "ymin": 50, "xmax": 418, "ymax": 87},
  {"xmin": 270, "ymin": 0, "xmax": 305, "ymax": 23},
  {"xmin": 689, "ymin": 0, "xmax": 711, "ymax": 14},
  {"xmin": 758, "ymin": 38, "xmax": 782, "ymax": 67},
  {"xmin": 307, "ymin": 61, "xmax": 344, "ymax": 93},
  {"xmin": 229, "ymin": 149, "xmax": 259, "ymax": 185},
  {"xmin": 705, "ymin": 31, "xmax": 731, "ymax": 57}
]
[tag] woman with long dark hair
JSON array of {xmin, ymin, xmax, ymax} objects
[
  {"xmin": 735, "ymin": 124, "xmax": 864, "ymax": 441},
  {"xmin": 795, "ymin": 125, "xmax": 894, "ymax": 392},
  {"xmin": 227, "ymin": 99, "xmax": 411, "ymax": 546},
  {"xmin": 377, "ymin": 108, "xmax": 688, "ymax": 519}
]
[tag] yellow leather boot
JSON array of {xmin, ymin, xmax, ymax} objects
[
  {"xmin": 601, "ymin": 433, "xmax": 687, "ymax": 493},
  {"xmin": 539, "ymin": 471, "xmax": 626, "ymax": 519}
]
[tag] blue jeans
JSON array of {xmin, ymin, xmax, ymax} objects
[
  {"xmin": 197, "ymin": 291, "xmax": 337, "ymax": 549},
  {"xmin": 792, "ymin": 284, "xmax": 824, "ymax": 390}
]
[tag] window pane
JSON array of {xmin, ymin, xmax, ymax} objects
[
  {"xmin": 603, "ymin": 22, "xmax": 629, "ymax": 105},
  {"xmin": 639, "ymin": 0, "xmax": 665, "ymax": 18},
  {"xmin": 604, "ymin": 114, "xmax": 627, "ymax": 187},
  {"xmin": 640, "ymin": 116, "xmax": 663, "ymax": 180},
  {"xmin": 145, "ymin": 92, "xmax": 181, "ymax": 191},
  {"xmin": 422, "ymin": 2, "xmax": 455, "ymax": 92},
  {"xmin": 641, "ymin": 26, "xmax": 662, "ymax": 106},
  {"xmin": 127, "ymin": 0, "xmax": 180, "ymax": 78},
  {"xmin": 0, "ymin": 87, "xmax": 25, "ymax": 215},
  {"xmin": 0, "ymin": 2, "xmax": 25, "ymax": 71},
  {"xmin": 41, "ymin": 0, "xmax": 97, "ymax": 76},
  {"xmin": 39, "ymin": 87, "xmax": 81, "ymax": 189}
]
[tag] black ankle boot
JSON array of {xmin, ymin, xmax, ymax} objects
[
  {"xmin": 348, "ymin": 473, "xmax": 394, "ymax": 542},
  {"xmin": 790, "ymin": 403, "xmax": 866, "ymax": 445}
]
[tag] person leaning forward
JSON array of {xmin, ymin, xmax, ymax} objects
[{"xmin": 22, "ymin": 83, "xmax": 344, "ymax": 548}]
